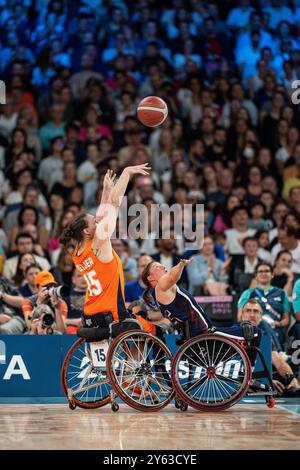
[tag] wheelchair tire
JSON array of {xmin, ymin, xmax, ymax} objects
[
  {"xmin": 61, "ymin": 338, "xmax": 111, "ymax": 409},
  {"xmin": 171, "ymin": 333, "xmax": 252, "ymax": 411},
  {"xmin": 106, "ymin": 330, "xmax": 175, "ymax": 412}
]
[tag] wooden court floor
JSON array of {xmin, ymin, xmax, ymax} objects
[{"xmin": 1, "ymin": 403, "xmax": 300, "ymax": 450}]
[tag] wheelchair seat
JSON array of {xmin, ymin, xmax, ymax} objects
[
  {"xmin": 77, "ymin": 326, "xmax": 109, "ymax": 342},
  {"xmin": 77, "ymin": 318, "xmax": 143, "ymax": 343}
]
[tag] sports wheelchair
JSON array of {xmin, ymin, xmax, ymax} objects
[
  {"xmin": 61, "ymin": 317, "xmax": 173, "ymax": 412},
  {"xmin": 62, "ymin": 318, "xmax": 275, "ymax": 412},
  {"xmin": 105, "ymin": 320, "xmax": 276, "ymax": 412}
]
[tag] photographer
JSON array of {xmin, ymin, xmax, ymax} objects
[
  {"xmin": 25, "ymin": 304, "xmax": 62, "ymax": 335},
  {"xmin": 22, "ymin": 271, "xmax": 67, "ymax": 334}
]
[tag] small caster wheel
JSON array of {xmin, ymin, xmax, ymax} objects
[
  {"xmin": 266, "ymin": 397, "xmax": 275, "ymax": 408},
  {"xmin": 174, "ymin": 400, "xmax": 181, "ymax": 409},
  {"xmin": 180, "ymin": 403, "xmax": 188, "ymax": 412},
  {"xmin": 69, "ymin": 401, "xmax": 76, "ymax": 410},
  {"xmin": 111, "ymin": 403, "xmax": 119, "ymax": 412}
]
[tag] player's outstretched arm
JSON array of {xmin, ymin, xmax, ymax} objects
[
  {"xmin": 94, "ymin": 163, "xmax": 151, "ymax": 243},
  {"xmin": 95, "ymin": 170, "xmax": 117, "ymax": 222},
  {"xmin": 108, "ymin": 163, "xmax": 150, "ymax": 208},
  {"xmin": 157, "ymin": 259, "xmax": 192, "ymax": 292}
]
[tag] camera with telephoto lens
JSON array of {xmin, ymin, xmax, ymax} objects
[
  {"xmin": 41, "ymin": 312, "xmax": 55, "ymax": 328},
  {"xmin": 47, "ymin": 285, "xmax": 69, "ymax": 299}
]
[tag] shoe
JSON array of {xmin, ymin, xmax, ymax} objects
[{"xmin": 248, "ymin": 379, "xmax": 271, "ymax": 393}]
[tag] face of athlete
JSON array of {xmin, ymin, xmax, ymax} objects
[
  {"xmin": 242, "ymin": 302, "xmax": 262, "ymax": 326},
  {"xmin": 84, "ymin": 213, "xmax": 97, "ymax": 239},
  {"xmin": 148, "ymin": 262, "xmax": 168, "ymax": 286}
]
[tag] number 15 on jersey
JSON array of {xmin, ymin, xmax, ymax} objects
[{"xmin": 83, "ymin": 270, "xmax": 102, "ymax": 296}]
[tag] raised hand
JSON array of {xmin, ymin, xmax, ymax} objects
[
  {"xmin": 179, "ymin": 259, "xmax": 193, "ymax": 267},
  {"xmin": 103, "ymin": 169, "xmax": 117, "ymax": 192},
  {"xmin": 123, "ymin": 163, "xmax": 151, "ymax": 176}
]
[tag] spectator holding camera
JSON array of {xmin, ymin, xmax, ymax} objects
[
  {"xmin": 22, "ymin": 271, "xmax": 67, "ymax": 333},
  {"xmin": 25, "ymin": 304, "xmax": 62, "ymax": 335}
]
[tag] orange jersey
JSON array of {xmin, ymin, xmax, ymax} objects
[{"xmin": 72, "ymin": 240, "xmax": 127, "ymax": 321}]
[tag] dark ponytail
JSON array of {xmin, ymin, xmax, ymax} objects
[
  {"xmin": 141, "ymin": 260, "xmax": 156, "ymax": 288},
  {"xmin": 142, "ymin": 288, "xmax": 158, "ymax": 311},
  {"xmin": 60, "ymin": 212, "xmax": 88, "ymax": 246}
]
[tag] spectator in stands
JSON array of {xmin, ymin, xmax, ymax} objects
[
  {"xmin": 242, "ymin": 299, "xmax": 300, "ymax": 397},
  {"xmin": 272, "ymin": 250, "xmax": 294, "ymax": 296},
  {"xmin": 51, "ymin": 246, "xmax": 74, "ymax": 286},
  {"xmin": 255, "ymin": 230, "xmax": 272, "ymax": 263},
  {"xmin": 19, "ymin": 263, "xmax": 41, "ymax": 298},
  {"xmin": 39, "ymin": 103, "xmax": 66, "ymax": 151},
  {"xmin": 12, "ymin": 252, "xmax": 37, "ymax": 288},
  {"xmin": 0, "ymin": 276, "xmax": 25, "ymax": 334},
  {"xmin": 272, "ymin": 225, "xmax": 300, "ymax": 274},
  {"xmin": 8, "ymin": 205, "xmax": 49, "ymax": 252},
  {"xmin": 37, "ymin": 136, "xmax": 64, "ymax": 190},
  {"xmin": 187, "ymin": 234, "xmax": 229, "ymax": 296},
  {"xmin": 238, "ymin": 262, "xmax": 291, "ymax": 347},
  {"xmin": 3, "ymin": 232, "xmax": 50, "ymax": 280},
  {"xmin": 125, "ymin": 254, "xmax": 153, "ymax": 304},
  {"xmin": 225, "ymin": 206, "xmax": 256, "ymax": 256},
  {"xmin": 22, "ymin": 270, "xmax": 67, "ymax": 333},
  {"xmin": 229, "ymin": 236, "xmax": 262, "ymax": 295},
  {"xmin": 212, "ymin": 194, "xmax": 240, "ymax": 233}
]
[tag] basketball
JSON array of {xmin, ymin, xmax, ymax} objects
[{"xmin": 137, "ymin": 96, "xmax": 168, "ymax": 127}]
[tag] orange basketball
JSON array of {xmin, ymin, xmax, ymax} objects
[{"xmin": 137, "ymin": 96, "xmax": 168, "ymax": 127}]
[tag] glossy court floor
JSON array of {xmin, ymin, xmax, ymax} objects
[{"xmin": 0, "ymin": 398, "xmax": 300, "ymax": 450}]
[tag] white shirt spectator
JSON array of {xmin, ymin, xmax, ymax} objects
[
  {"xmin": 275, "ymin": 147, "xmax": 290, "ymax": 164},
  {"xmin": 226, "ymin": 6, "xmax": 254, "ymax": 29},
  {"xmin": 0, "ymin": 112, "xmax": 18, "ymax": 139},
  {"xmin": 3, "ymin": 255, "xmax": 50, "ymax": 279},
  {"xmin": 37, "ymin": 156, "xmax": 63, "ymax": 190},
  {"xmin": 257, "ymin": 247, "xmax": 273, "ymax": 264},
  {"xmin": 263, "ymin": 5, "xmax": 294, "ymax": 29},
  {"xmin": 77, "ymin": 161, "xmax": 97, "ymax": 184},
  {"xmin": 225, "ymin": 228, "xmax": 256, "ymax": 255}
]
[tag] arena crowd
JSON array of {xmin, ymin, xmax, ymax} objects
[{"xmin": 0, "ymin": 0, "xmax": 300, "ymax": 382}]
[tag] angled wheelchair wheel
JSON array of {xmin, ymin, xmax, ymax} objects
[
  {"xmin": 171, "ymin": 334, "xmax": 252, "ymax": 411},
  {"xmin": 61, "ymin": 338, "xmax": 111, "ymax": 409},
  {"xmin": 106, "ymin": 330, "xmax": 175, "ymax": 412}
]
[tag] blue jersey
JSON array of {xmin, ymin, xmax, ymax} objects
[{"xmin": 152, "ymin": 285, "xmax": 212, "ymax": 336}]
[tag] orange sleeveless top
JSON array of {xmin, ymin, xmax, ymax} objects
[{"xmin": 72, "ymin": 240, "xmax": 127, "ymax": 321}]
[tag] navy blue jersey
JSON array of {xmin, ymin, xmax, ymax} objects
[{"xmin": 153, "ymin": 286, "xmax": 212, "ymax": 335}]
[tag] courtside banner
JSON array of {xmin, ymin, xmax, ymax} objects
[{"xmin": 0, "ymin": 334, "xmax": 271, "ymax": 397}]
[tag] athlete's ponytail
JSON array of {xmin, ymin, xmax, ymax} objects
[
  {"xmin": 142, "ymin": 288, "xmax": 157, "ymax": 311},
  {"xmin": 141, "ymin": 260, "xmax": 156, "ymax": 288},
  {"xmin": 60, "ymin": 211, "xmax": 88, "ymax": 246}
]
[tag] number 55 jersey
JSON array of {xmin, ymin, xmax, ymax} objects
[{"xmin": 72, "ymin": 240, "xmax": 127, "ymax": 321}]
